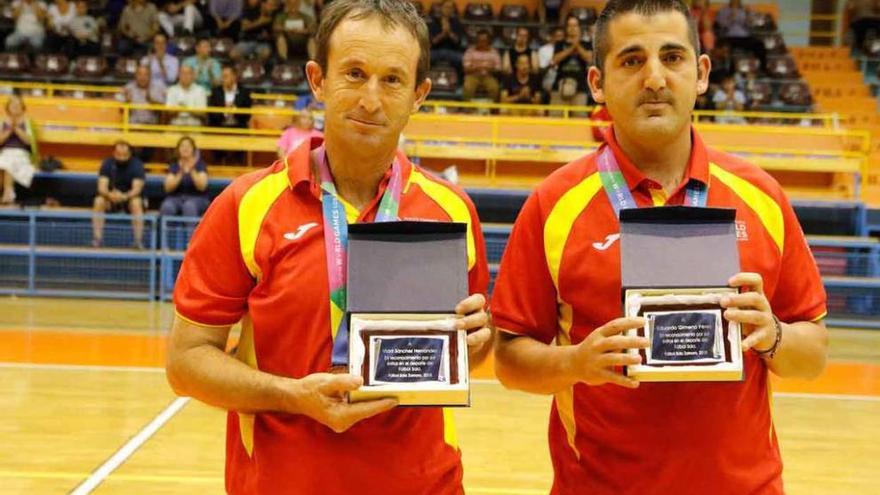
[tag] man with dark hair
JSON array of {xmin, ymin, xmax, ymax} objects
[
  {"xmin": 166, "ymin": 0, "xmax": 492, "ymax": 493},
  {"xmin": 492, "ymin": 1, "xmax": 828, "ymax": 493},
  {"xmin": 91, "ymin": 141, "xmax": 146, "ymax": 249}
]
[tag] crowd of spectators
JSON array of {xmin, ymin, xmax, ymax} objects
[{"xmin": 0, "ymin": 0, "xmax": 804, "ymax": 111}]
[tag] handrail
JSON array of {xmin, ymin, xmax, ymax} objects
[{"xmin": 0, "ymin": 79, "xmax": 843, "ymax": 125}]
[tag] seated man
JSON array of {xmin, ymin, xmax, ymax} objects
[
  {"xmin": 233, "ymin": 0, "xmax": 277, "ymax": 62},
  {"xmin": 208, "ymin": 64, "xmax": 252, "ymax": 129},
  {"xmin": 500, "ymin": 53, "xmax": 543, "ymax": 110},
  {"xmin": 118, "ymin": 0, "xmax": 160, "ymax": 56},
  {"xmin": 91, "ymin": 141, "xmax": 145, "ymax": 249},
  {"xmin": 68, "ymin": 0, "xmax": 101, "ymax": 57},
  {"xmin": 157, "ymin": 0, "xmax": 203, "ymax": 37},
  {"xmin": 125, "ymin": 65, "xmax": 167, "ymax": 126},
  {"xmin": 166, "ymin": 64, "xmax": 208, "ymax": 127},
  {"xmin": 462, "ymin": 29, "xmax": 501, "ymax": 101}
]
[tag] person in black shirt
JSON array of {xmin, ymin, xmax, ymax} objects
[
  {"xmin": 160, "ymin": 136, "xmax": 210, "ymax": 217},
  {"xmin": 232, "ymin": 0, "xmax": 277, "ymax": 61},
  {"xmin": 92, "ymin": 141, "xmax": 146, "ymax": 249},
  {"xmin": 550, "ymin": 15, "xmax": 592, "ymax": 107},
  {"xmin": 428, "ymin": 0, "xmax": 464, "ymax": 75},
  {"xmin": 501, "ymin": 53, "xmax": 542, "ymax": 112},
  {"xmin": 502, "ymin": 26, "xmax": 538, "ymax": 75}
]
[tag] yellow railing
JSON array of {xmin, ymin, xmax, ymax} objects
[{"xmin": 0, "ymin": 79, "xmax": 845, "ymax": 127}]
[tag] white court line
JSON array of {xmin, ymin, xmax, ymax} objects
[
  {"xmin": 68, "ymin": 396, "xmax": 191, "ymax": 495},
  {"xmin": 0, "ymin": 362, "xmax": 164, "ymax": 373},
  {"xmin": 774, "ymin": 391, "xmax": 880, "ymax": 402}
]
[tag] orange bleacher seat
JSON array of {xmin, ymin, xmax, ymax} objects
[
  {"xmin": 428, "ymin": 65, "xmax": 459, "ymax": 92},
  {"xmin": 779, "ymin": 81, "xmax": 812, "ymax": 107},
  {"xmin": 33, "ymin": 54, "xmax": 70, "ymax": 77},
  {"xmin": 747, "ymin": 81, "xmax": 772, "ymax": 106},
  {"xmin": 464, "ymin": 2, "xmax": 494, "ymax": 21},
  {"xmin": 211, "ymin": 37, "xmax": 235, "ymax": 59},
  {"xmin": 73, "ymin": 56, "xmax": 109, "ymax": 79},
  {"xmin": 569, "ymin": 7, "xmax": 597, "ymax": 26},
  {"xmin": 735, "ymin": 55, "xmax": 760, "ymax": 76},
  {"xmin": 114, "ymin": 57, "xmax": 140, "ymax": 79},
  {"xmin": 0, "ymin": 53, "xmax": 29, "ymax": 75},
  {"xmin": 767, "ymin": 55, "xmax": 798, "ymax": 78},
  {"xmin": 500, "ymin": 4, "xmax": 529, "ymax": 22},
  {"xmin": 236, "ymin": 60, "xmax": 266, "ymax": 84},
  {"xmin": 271, "ymin": 63, "xmax": 305, "ymax": 87},
  {"xmin": 760, "ymin": 33, "xmax": 786, "ymax": 55},
  {"xmin": 174, "ymin": 36, "xmax": 197, "ymax": 56}
]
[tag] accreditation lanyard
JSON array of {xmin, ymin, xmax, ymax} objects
[
  {"xmin": 316, "ymin": 146, "xmax": 403, "ymax": 367},
  {"xmin": 596, "ymin": 145, "xmax": 708, "ymax": 216}
]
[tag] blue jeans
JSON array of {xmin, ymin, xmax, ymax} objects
[{"xmin": 160, "ymin": 195, "xmax": 210, "ymax": 217}]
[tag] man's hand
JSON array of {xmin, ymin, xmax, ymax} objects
[
  {"xmin": 285, "ymin": 373, "xmax": 398, "ymax": 433},
  {"xmin": 564, "ymin": 317, "xmax": 648, "ymax": 389},
  {"xmin": 109, "ymin": 190, "xmax": 127, "ymax": 203},
  {"xmin": 455, "ymin": 293, "xmax": 491, "ymax": 359},
  {"xmin": 721, "ymin": 272, "xmax": 778, "ymax": 352}
]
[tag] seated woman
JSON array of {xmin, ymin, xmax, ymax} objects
[
  {"xmin": 0, "ymin": 94, "xmax": 37, "ymax": 205},
  {"xmin": 160, "ymin": 136, "xmax": 210, "ymax": 217}
]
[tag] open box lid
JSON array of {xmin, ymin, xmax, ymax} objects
[
  {"xmin": 347, "ymin": 221, "xmax": 468, "ymax": 313},
  {"xmin": 620, "ymin": 206, "xmax": 740, "ymax": 289}
]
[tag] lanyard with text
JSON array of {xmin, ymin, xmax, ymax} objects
[
  {"xmin": 317, "ymin": 146, "xmax": 404, "ymax": 368},
  {"xmin": 597, "ymin": 145, "xmax": 708, "ymax": 217}
]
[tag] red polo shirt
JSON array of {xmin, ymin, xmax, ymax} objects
[
  {"xmin": 491, "ymin": 128, "xmax": 826, "ymax": 495},
  {"xmin": 174, "ymin": 137, "xmax": 489, "ymax": 495}
]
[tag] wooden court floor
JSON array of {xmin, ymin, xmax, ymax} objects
[{"xmin": 0, "ymin": 296, "xmax": 878, "ymax": 494}]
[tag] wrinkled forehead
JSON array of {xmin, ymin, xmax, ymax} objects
[
  {"xmin": 327, "ymin": 16, "xmax": 421, "ymax": 73},
  {"xmin": 606, "ymin": 11, "xmax": 694, "ymax": 57}
]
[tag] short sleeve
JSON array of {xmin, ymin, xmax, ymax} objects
[
  {"xmin": 167, "ymin": 161, "xmax": 179, "ymax": 174},
  {"xmin": 195, "ymin": 159, "xmax": 207, "ymax": 173},
  {"xmin": 98, "ymin": 159, "xmax": 112, "ymax": 178},
  {"xmin": 490, "ymin": 192, "xmax": 560, "ymax": 344},
  {"xmin": 173, "ymin": 185, "xmax": 255, "ymax": 326},
  {"xmin": 770, "ymin": 194, "xmax": 827, "ymax": 323}
]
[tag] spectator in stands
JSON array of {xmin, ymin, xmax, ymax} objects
[
  {"xmin": 209, "ymin": 0, "xmax": 244, "ymax": 38},
  {"xmin": 46, "ymin": 0, "xmax": 76, "ymax": 53},
  {"xmin": 125, "ymin": 65, "xmax": 167, "ymax": 125},
  {"xmin": 462, "ymin": 29, "xmax": 501, "ymax": 102},
  {"xmin": 233, "ymin": 0, "xmax": 276, "ymax": 62},
  {"xmin": 118, "ymin": 0, "xmax": 160, "ymax": 56},
  {"xmin": 690, "ymin": 0, "xmax": 714, "ymax": 52},
  {"xmin": 208, "ymin": 64, "xmax": 252, "ymax": 128},
  {"xmin": 428, "ymin": 0, "xmax": 464, "ymax": 77},
  {"xmin": 157, "ymin": 0, "xmax": 203, "ymax": 37},
  {"xmin": 502, "ymin": 26, "xmax": 538, "ymax": 76},
  {"xmin": 0, "ymin": 95, "xmax": 36, "ymax": 205},
  {"xmin": 166, "ymin": 64, "xmax": 209, "ymax": 126},
  {"xmin": 277, "ymin": 109, "xmax": 322, "ymax": 157},
  {"xmin": 5, "ymin": 0, "xmax": 48, "ymax": 53},
  {"xmin": 209, "ymin": 64, "xmax": 251, "ymax": 164},
  {"xmin": 713, "ymin": 73, "xmax": 746, "ymax": 124},
  {"xmin": 141, "ymin": 33, "xmax": 179, "ymax": 86},
  {"xmin": 68, "ymin": 0, "xmax": 100, "ymax": 56},
  {"xmin": 274, "ymin": 0, "xmax": 316, "ymax": 61},
  {"xmin": 847, "ymin": 0, "xmax": 880, "ymax": 51},
  {"xmin": 91, "ymin": 141, "xmax": 145, "ymax": 249},
  {"xmin": 160, "ymin": 136, "xmax": 210, "ymax": 217},
  {"xmin": 550, "ymin": 15, "xmax": 591, "ymax": 107},
  {"xmin": 715, "ymin": 0, "xmax": 766, "ymax": 71},
  {"xmin": 184, "ymin": 38, "xmax": 222, "ymax": 89},
  {"xmin": 538, "ymin": 26, "xmax": 564, "ymax": 99},
  {"xmin": 500, "ymin": 53, "xmax": 542, "ymax": 110}
]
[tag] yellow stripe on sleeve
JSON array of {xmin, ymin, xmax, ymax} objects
[
  {"xmin": 238, "ymin": 166, "xmax": 291, "ymax": 279},
  {"xmin": 543, "ymin": 173, "xmax": 603, "ymax": 290},
  {"xmin": 408, "ymin": 169, "xmax": 477, "ymax": 270},
  {"xmin": 709, "ymin": 163, "xmax": 784, "ymax": 253}
]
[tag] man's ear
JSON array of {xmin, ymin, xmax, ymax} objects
[
  {"xmin": 412, "ymin": 77, "xmax": 433, "ymax": 113},
  {"xmin": 587, "ymin": 66, "xmax": 605, "ymax": 104},
  {"xmin": 305, "ymin": 61, "xmax": 325, "ymax": 102},
  {"xmin": 696, "ymin": 53, "xmax": 712, "ymax": 96}
]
